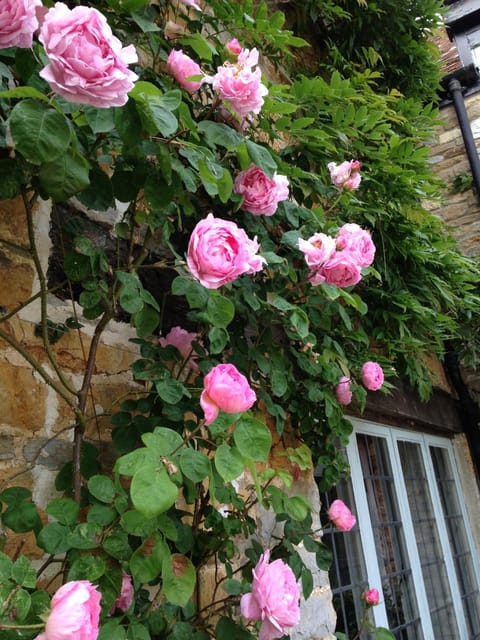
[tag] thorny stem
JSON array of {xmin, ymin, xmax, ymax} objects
[
  {"xmin": 22, "ymin": 188, "xmax": 77, "ymax": 397},
  {"xmin": 0, "ymin": 623, "xmax": 45, "ymax": 631}
]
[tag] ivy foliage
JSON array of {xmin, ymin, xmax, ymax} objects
[{"xmin": 0, "ymin": 0, "xmax": 478, "ymax": 639}]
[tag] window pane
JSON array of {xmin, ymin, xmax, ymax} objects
[
  {"xmin": 321, "ymin": 483, "xmax": 369, "ymax": 637},
  {"xmin": 398, "ymin": 440, "xmax": 459, "ymax": 639},
  {"xmin": 430, "ymin": 446, "xmax": 480, "ymax": 639},
  {"xmin": 357, "ymin": 434, "xmax": 422, "ymax": 638}
]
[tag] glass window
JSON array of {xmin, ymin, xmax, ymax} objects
[{"xmin": 322, "ymin": 421, "xmax": 480, "ymax": 640}]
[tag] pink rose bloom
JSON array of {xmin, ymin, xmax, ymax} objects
[
  {"xmin": 35, "ymin": 580, "xmax": 101, "ymax": 640},
  {"xmin": 361, "ymin": 361, "xmax": 384, "ymax": 391},
  {"xmin": 159, "ymin": 326, "xmax": 201, "ymax": 369},
  {"xmin": 226, "ymin": 38, "xmax": 242, "ymax": 56},
  {"xmin": 187, "ymin": 213, "xmax": 266, "ymax": 289},
  {"xmin": 167, "ymin": 49, "xmax": 203, "ymax": 93},
  {"xmin": 362, "ymin": 588, "xmax": 380, "ymax": 606},
  {"xmin": 234, "ymin": 164, "xmax": 289, "ymax": 216},
  {"xmin": 240, "ymin": 550, "xmax": 301, "ymax": 640},
  {"xmin": 38, "ymin": 3, "xmax": 138, "ymax": 108},
  {"xmin": 298, "ymin": 232, "xmax": 336, "ymax": 268},
  {"xmin": 177, "ymin": 0, "xmax": 202, "ymax": 11},
  {"xmin": 328, "ymin": 499, "xmax": 356, "ymax": 531},
  {"xmin": 335, "ymin": 376, "xmax": 352, "ymax": 405},
  {"xmin": 0, "ymin": 0, "xmax": 42, "ymax": 49},
  {"xmin": 336, "ymin": 223, "xmax": 375, "ymax": 268},
  {"xmin": 111, "ymin": 573, "xmax": 134, "ymax": 613},
  {"xmin": 200, "ymin": 363, "xmax": 256, "ymax": 425},
  {"xmin": 328, "ymin": 160, "xmax": 361, "ymax": 190},
  {"xmin": 209, "ymin": 47, "xmax": 268, "ymax": 118},
  {"xmin": 320, "ymin": 252, "xmax": 363, "ymax": 288}
]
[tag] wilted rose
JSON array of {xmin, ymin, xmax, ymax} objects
[
  {"xmin": 35, "ymin": 580, "xmax": 101, "ymax": 640},
  {"xmin": 39, "ymin": 3, "xmax": 138, "ymax": 108},
  {"xmin": 234, "ymin": 164, "xmax": 289, "ymax": 216},
  {"xmin": 0, "ymin": 0, "xmax": 42, "ymax": 49},
  {"xmin": 361, "ymin": 361, "xmax": 384, "ymax": 391},
  {"xmin": 111, "ymin": 573, "xmax": 134, "ymax": 613},
  {"xmin": 200, "ymin": 363, "xmax": 256, "ymax": 425},
  {"xmin": 328, "ymin": 499, "xmax": 356, "ymax": 531},
  {"xmin": 187, "ymin": 213, "xmax": 266, "ymax": 289},
  {"xmin": 328, "ymin": 159, "xmax": 361, "ymax": 190},
  {"xmin": 167, "ymin": 49, "xmax": 203, "ymax": 93},
  {"xmin": 240, "ymin": 550, "xmax": 301, "ymax": 640}
]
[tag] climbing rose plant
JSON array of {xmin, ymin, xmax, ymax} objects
[{"xmin": 0, "ymin": 0, "xmax": 477, "ymax": 639}]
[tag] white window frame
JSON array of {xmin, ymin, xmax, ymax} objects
[{"xmin": 344, "ymin": 417, "xmax": 480, "ymax": 639}]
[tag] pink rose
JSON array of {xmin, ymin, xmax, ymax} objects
[
  {"xmin": 320, "ymin": 252, "xmax": 362, "ymax": 288},
  {"xmin": 240, "ymin": 550, "xmax": 301, "ymax": 640},
  {"xmin": 159, "ymin": 326, "xmax": 201, "ymax": 369},
  {"xmin": 298, "ymin": 232, "xmax": 336, "ymax": 268},
  {"xmin": 200, "ymin": 363, "xmax": 256, "ymax": 425},
  {"xmin": 0, "ymin": 0, "xmax": 42, "ymax": 49},
  {"xmin": 226, "ymin": 38, "xmax": 242, "ymax": 56},
  {"xmin": 187, "ymin": 213, "xmax": 266, "ymax": 289},
  {"xmin": 362, "ymin": 588, "xmax": 380, "ymax": 606},
  {"xmin": 209, "ymin": 47, "xmax": 268, "ymax": 118},
  {"xmin": 234, "ymin": 164, "xmax": 289, "ymax": 216},
  {"xmin": 166, "ymin": 49, "xmax": 203, "ymax": 93},
  {"xmin": 111, "ymin": 574, "xmax": 134, "ymax": 613},
  {"xmin": 336, "ymin": 223, "xmax": 375, "ymax": 268},
  {"xmin": 328, "ymin": 499, "xmax": 356, "ymax": 531},
  {"xmin": 328, "ymin": 160, "xmax": 361, "ymax": 190},
  {"xmin": 38, "ymin": 3, "xmax": 138, "ymax": 108},
  {"xmin": 361, "ymin": 361, "xmax": 384, "ymax": 391},
  {"xmin": 177, "ymin": 0, "xmax": 202, "ymax": 11},
  {"xmin": 35, "ymin": 580, "xmax": 101, "ymax": 640},
  {"xmin": 335, "ymin": 376, "xmax": 352, "ymax": 405}
]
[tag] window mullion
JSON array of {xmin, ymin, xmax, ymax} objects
[
  {"xmin": 422, "ymin": 438, "xmax": 469, "ymax": 637},
  {"xmin": 389, "ymin": 431, "xmax": 435, "ymax": 639},
  {"xmin": 345, "ymin": 431, "xmax": 390, "ymax": 630}
]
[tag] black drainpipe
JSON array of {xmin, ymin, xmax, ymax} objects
[{"xmin": 441, "ymin": 64, "xmax": 480, "ymax": 200}]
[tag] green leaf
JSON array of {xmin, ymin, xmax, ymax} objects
[
  {"xmin": 0, "ymin": 487, "xmax": 31, "ymax": 506},
  {"xmin": 374, "ymin": 629, "xmax": 396, "ymax": 640},
  {"xmin": 84, "ymin": 106, "xmax": 116, "ymax": 133},
  {"xmin": 130, "ymin": 536, "xmax": 169, "ymax": 583},
  {"xmin": 0, "ymin": 158, "xmax": 24, "ymax": 199},
  {"xmin": 215, "ymin": 444, "xmax": 245, "ymax": 482},
  {"xmin": 289, "ymin": 308, "xmax": 309, "ymax": 338},
  {"xmin": 77, "ymin": 167, "xmax": 114, "ymax": 211},
  {"xmin": 134, "ymin": 305, "xmax": 160, "ymax": 338},
  {"xmin": 115, "ymin": 448, "xmax": 158, "ymax": 477},
  {"xmin": 208, "ymin": 326, "xmax": 229, "ymax": 354},
  {"xmin": 245, "ymin": 140, "xmax": 277, "ymax": 178},
  {"xmin": 155, "ymin": 377, "xmax": 186, "ymax": 404},
  {"xmin": 162, "ymin": 554, "xmax": 196, "ymax": 606},
  {"xmin": 179, "ymin": 34, "xmax": 217, "ymax": 61},
  {"xmin": 11, "ymin": 556, "xmax": 36, "ymax": 588},
  {"xmin": 284, "ymin": 495, "xmax": 312, "ymax": 521},
  {"xmin": 142, "ymin": 427, "xmax": 184, "ymax": 456},
  {"xmin": 38, "ymin": 149, "xmax": 90, "ymax": 201},
  {"xmin": 68, "ymin": 555, "xmax": 106, "ymax": 582},
  {"xmin": 0, "ymin": 86, "xmax": 49, "ymax": 101},
  {"xmin": 103, "ymin": 530, "xmax": 132, "ymax": 560},
  {"xmin": 37, "ymin": 522, "xmax": 71, "ymax": 554},
  {"xmin": 67, "ymin": 522, "xmax": 101, "ymax": 550},
  {"xmin": 215, "ymin": 617, "xmax": 255, "ymax": 640},
  {"xmin": 9, "ymin": 100, "xmax": 71, "ymax": 164},
  {"xmin": 0, "ymin": 552, "xmax": 13, "ymax": 580},
  {"xmin": 197, "ymin": 121, "xmax": 243, "ymax": 150},
  {"xmin": 234, "ymin": 417, "xmax": 272, "ymax": 462},
  {"xmin": 131, "ymin": 466, "xmax": 179, "ymax": 518},
  {"xmin": 9, "ymin": 588, "xmax": 31, "ymax": 621},
  {"xmin": 207, "ymin": 295, "xmax": 235, "ymax": 327},
  {"xmin": 98, "ymin": 620, "xmax": 127, "ymax": 640},
  {"xmin": 127, "ymin": 623, "xmax": 152, "ymax": 640},
  {"xmin": 2, "ymin": 501, "xmax": 42, "ymax": 534},
  {"xmin": 179, "ymin": 449, "xmax": 211, "ymax": 483},
  {"xmin": 87, "ymin": 504, "xmax": 117, "ymax": 526},
  {"xmin": 88, "ymin": 475, "xmax": 116, "ymax": 504}
]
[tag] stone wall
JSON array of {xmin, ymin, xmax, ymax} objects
[{"xmin": 427, "ymin": 92, "xmax": 480, "ymax": 257}]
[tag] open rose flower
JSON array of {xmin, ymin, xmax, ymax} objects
[
  {"xmin": 111, "ymin": 573, "xmax": 134, "ymax": 614},
  {"xmin": 35, "ymin": 580, "xmax": 101, "ymax": 640},
  {"xmin": 234, "ymin": 164, "xmax": 289, "ymax": 216},
  {"xmin": 159, "ymin": 326, "xmax": 201, "ymax": 369},
  {"xmin": 318, "ymin": 251, "xmax": 363, "ymax": 288},
  {"xmin": 361, "ymin": 361, "xmax": 384, "ymax": 391},
  {"xmin": 187, "ymin": 213, "xmax": 266, "ymax": 289},
  {"xmin": 298, "ymin": 232, "xmax": 336, "ymax": 269},
  {"xmin": 337, "ymin": 223, "xmax": 375, "ymax": 267},
  {"xmin": 0, "ymin": 0, "xmax": 42, "ymax": 49},
  {"xmin": 208, "ymin": 47, "xmax": 268, "ymax": 118},
  {"xmin": 240, "ymin": 550, "xmax": 301, "ymax": 640},
  {"xmin": 38, "ymin": 3, "xmax": 138, "ymax": 108},
  {"xmin": 167, "ymin": 49, "xmax": 203, "ymax": 93},
  {"xmin": 362, "ymin": 588, "xmax": 380, "ymax": 606},
  {"xmin": 200, "ymin": 363, "xmax": 256, "ymax": 425},
  {"xmin": 328, "ymin": 160, "xmax": 361, "ymax": 190},
  {"xmin": 328, "ymin": 499, "xmax": 356, "ymax": 531},
  {"xmin": 335, "ymin": 376, "xmax": 352, "ymax": 405}
]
